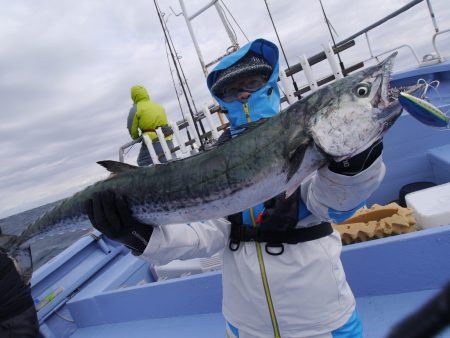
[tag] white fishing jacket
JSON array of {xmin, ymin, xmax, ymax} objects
[{"xmin": 140, "ymin": 157, "xmax": 385, "ymax": 337}]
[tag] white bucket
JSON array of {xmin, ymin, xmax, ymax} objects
[{"xmin": 405, "ymin": 182, "xmax": 450, "ymax": 229}]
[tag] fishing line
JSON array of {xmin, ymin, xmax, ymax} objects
[
  {"xmin": 217, "ymin": 3, "xmax": 238, "ymax": 43},
  {"xmin": 220, "ymin": 0, "xmax": 250, "ymax": 42},
  {"xmin": 263, "ymin": 0, "xmax": 299, "ymax": 96}
]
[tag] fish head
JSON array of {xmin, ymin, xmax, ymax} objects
[{"xmin": 309, "ymin": 52, "xmax": 424, "ymax": 160}]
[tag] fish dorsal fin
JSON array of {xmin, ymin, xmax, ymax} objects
[{"xmin": 97, "ymin": 160, "xmax": 139, "ymax": 174}]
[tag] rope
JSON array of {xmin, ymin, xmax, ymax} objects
[{"xmin": 220, "ymin": 1, "xmax": 250, "ymax": 42}]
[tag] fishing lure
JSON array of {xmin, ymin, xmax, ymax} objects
[{"xmin": 399, "ymin": 82, "xmax": 449, "ymax": 128}]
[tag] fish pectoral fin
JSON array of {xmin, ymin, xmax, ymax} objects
[
  {"xmin": 97, "ymin": 160, "xmax": 140, "ymax": 174},
  {"xmin": 286, "ymin": 144, "xmax": 308, "ymax": 183}
]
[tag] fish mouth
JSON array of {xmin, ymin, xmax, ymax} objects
[
  {"xmin": 373, "ymin": 52, "xmax": 426, "ymax": 125},
  {"xmin": 380, "ymin": 83, "xmax": 425, "ymax": 125}
]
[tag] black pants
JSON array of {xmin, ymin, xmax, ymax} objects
[
  {"xmin": 137, "ymin": 140, "xmax": 175, "ymax": 166},
  {"xmin": 0, "ymin": 306, "xmax": 39, "ymax": 338}
]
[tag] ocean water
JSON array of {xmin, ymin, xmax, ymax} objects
[{"xmin": 0, "ymin": 201, "xmax": 92, "ymax": 270}]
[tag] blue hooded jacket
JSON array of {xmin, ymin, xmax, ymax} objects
[
  {"xmin": 206, "ymin": 39, "xmax": 280, "ymax": 225},
  {"xmin": 207, "ymin": 39, "xmax": 280, "ymax": 136}
]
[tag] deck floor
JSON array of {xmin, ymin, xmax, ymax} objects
[{"xmin": 71, "ymin": 288, "xmax": 450, "ymax": 338}]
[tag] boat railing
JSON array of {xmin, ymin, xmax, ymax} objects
[
  {"xmin": 433, "ymin": 28, "xmax": 450, "ymax": 62},
  {"xmin": 282, "ymin": 0, "xmax": 447, "ymax": 101},
  {"xmin": 335, "ymin": 0, "xmax": 447, "ymax": 67},
  {"xmin": 118, "ymin": 105, "xmax": 229, "ymax": 164},
  {"xmin": 362, "ymin": 44, "xmax": 421, "ymax": 67}
]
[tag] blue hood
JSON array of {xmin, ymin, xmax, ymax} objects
[{"xmin": 207, "ymin": 39, "xmax": 280, "ymax": 135}]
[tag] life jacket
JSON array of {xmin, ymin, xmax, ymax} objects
[{"xmin": 227, "ymin": 188, "xmax": 333, "ymax": 255}]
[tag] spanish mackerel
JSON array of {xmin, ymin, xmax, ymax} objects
[{"xmin": 1, "ymin": 53, "xmax": 423, "ymax": 281}]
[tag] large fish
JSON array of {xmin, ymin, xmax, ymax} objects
[{"xmin": 1, "ymin": 52, "xmax": 423, "ymax": 282}]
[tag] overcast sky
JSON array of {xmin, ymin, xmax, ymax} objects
[{"xmin": 1, "ymin": 0, "xmax": 449, "ymax": 218}]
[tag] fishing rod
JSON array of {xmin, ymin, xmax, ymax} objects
[
  {"xmin": 154, "ymin": 0, "xmax": 205, "ymax": 149},
  {"xmin": 263, "ymin": 0, "xmax": 299, "ymax": 96},
  {"xmin": 160, "ymin": 8, "xmax": 207, "ymax": 136},
  {"xmin": 163, "ymin": 39, "xmax": 186, "ymax": 120},
  {"xmin": 318, "ymin": 0, "xmax": 346, "ymax": 76}
]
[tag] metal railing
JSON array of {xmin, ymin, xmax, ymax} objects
[
  {"xmin": 119, "ymin": 106, "xmax": 229, "ymax": 163},
  {"xmin": 433, "ymin": 28, "xmax": 450, "ymax": 62}
]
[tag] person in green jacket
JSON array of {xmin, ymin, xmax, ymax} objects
[{"xmin": 127, "ymin": 85, "xmax": 174, "ymax": 166}]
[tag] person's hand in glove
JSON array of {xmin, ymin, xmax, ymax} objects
[{"xmin": 85, "ymin": 190, "xmax": 153, "ymax": 255}]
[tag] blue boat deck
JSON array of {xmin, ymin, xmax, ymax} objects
[{"xmin": 46, "ymin": 226, "xmax": 450, "ymax": 338}]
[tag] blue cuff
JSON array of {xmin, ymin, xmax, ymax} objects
[{"xmin": 328, "ymin": 201, "xmax": 366, "ymax": 224}]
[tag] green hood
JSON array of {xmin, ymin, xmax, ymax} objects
[{"xmin": 131, "ymin": 85, "xmax": 150, "ymax": 103}]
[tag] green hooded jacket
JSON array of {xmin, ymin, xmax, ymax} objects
[{"xmin": 127, "ymin": 85, "xmax": 172, "ymax": 141}]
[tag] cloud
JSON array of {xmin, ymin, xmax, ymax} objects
[{"xmin": 0, "ymin": 0, "xmax": 449, "ymax": 218}]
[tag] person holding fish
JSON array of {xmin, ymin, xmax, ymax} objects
[
  {"xmin": 127, "ymin": 85, "xmax": 174, "ymax": 166},
  {"xmin": 87, "ymin": 38, "xmax": 385, "ymax": 337}
]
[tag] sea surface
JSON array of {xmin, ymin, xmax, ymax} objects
[{"xmin": 0, "ymin": 201, "xmax": 92, "ymax": 270}]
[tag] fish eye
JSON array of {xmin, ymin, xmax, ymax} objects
[{"xmin": 355, "ymin": 83, "xmax": 370, "ymax": 97}]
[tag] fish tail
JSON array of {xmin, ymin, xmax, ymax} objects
[{"xmin": 1, "ymin": 234, "xmax": 33, "ymax": 285}]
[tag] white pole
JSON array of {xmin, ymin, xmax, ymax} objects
[
  {"xmin": 299, "ymin": 54, "xmax": 318, "ymax": 92},
  {"xmin": 170, "ymin": 121, "xmax": 187, "ymax": 154},
  {"xmin": 203, "ymin": 105, "xmax": 219, "ymax": 140},
  {"xmin": 213, "ymin": 2, "xmax": 239, "ymax": 48},
  {"xmin": 143, "ymin": 134, "xmax": 160, "ymax": 164},
  {"xmin": 186, "ymin": 114, "xmax": 201, "ymax": 148},
  {"xmin": 279, "ymin": 66, "xmax": 295, "ymax": 104},
  {"xmin": 156, "ymin": 128, "xmax": 173, "ymax": 161},
  {"xmin": 179, "ymin": 0, "xmax": 208, "ymax": 77},
  {"xmin": 323, "ymin": 42, "xmax": 343, "ymax": 80}
]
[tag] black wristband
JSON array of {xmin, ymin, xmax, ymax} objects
[{"xmin": 329, "ymin": 141, "xmax": 383, "ymax": 176}]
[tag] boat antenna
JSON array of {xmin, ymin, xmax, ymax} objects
[
  {"xmin": 318, "ymin": 0, "xmax": 346, "ymax": 75},
  {"xmin": 154, "ymin": 0, "xmax": 205, "ymax": 149},
  {"xmin": 263, "ymin": 0, "xmax": 299, "ymax": 96}
]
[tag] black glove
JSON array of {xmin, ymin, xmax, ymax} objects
[
  {"xmin": 329, "ymin": 140, "xmax": 383, "ymax": 176},
  {"xmin": 160, "ymin": 125, "xmax": 173, "ymax": 137},
  {"xmin": 85, "ymin": 190, "xmax": 153, "ymax": 255},
  {"xmin": 259, "ymin": 189, "xmax": 300, "ymax": 231}
]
